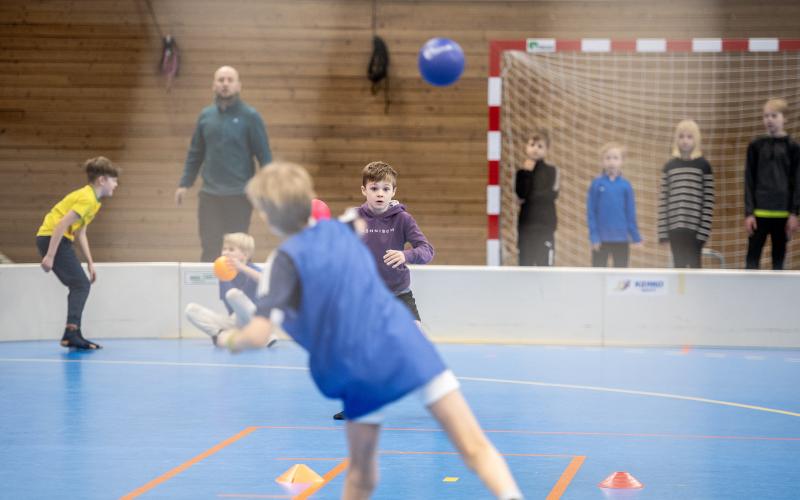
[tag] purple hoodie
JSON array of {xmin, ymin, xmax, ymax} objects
[{"xmin": 358, "ymin": 201, "xmax": 434, "ymax": 294}]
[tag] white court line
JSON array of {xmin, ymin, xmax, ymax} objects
[
  {"xmin": 458, "ymin": 376, "xmax": 800, "ymax": 418},
  {"xmin": 1, "ymin": 357, "xmax": 798, "ymax": 418},
  {"xmin": 786, "ymin": 358, "xmax": 800, "ymax": 363},
  {"xmin": 744, "ymin": 355, "xmax": 765, "ymax": 361},
  {"xmin": 704, "ymin": 353, "xmax": 727, "ymax": 358}
]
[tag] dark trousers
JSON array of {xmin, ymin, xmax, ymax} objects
[
  {"xmin": 518, "ymin": 226, "xmax": 555, "ymax": 266},
  {"xmin": 669, "ymin": 229, "xmax": 704, "ymax": 268},
  {"xmin": 198, "ymin": 191, "xmax": 253, "ymax": 262},
  {"xmin": 592, "ymin": 242, "xmax": 629, "ymax": 267},
  {"xmin": 396, "ymin": 290, "xmax": 421, "ymax": 321},
  {"xmin": 746, "ymin": 217, "xmax": 788, "ymax": 270},
  {"xmin": 36, "ymin": 236, "xmax": 91, "ymax": 327}
]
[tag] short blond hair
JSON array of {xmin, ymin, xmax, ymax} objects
[
  {"xmin": 223, "ymin": 232, "xmax": 255, "ymax": 259},
  {"xmin": 600, "ymin": 142, "xmax": 625, "ymax": 159},
  {"xmin": 671, "ymin": 119, "xmax": 703, "ymax": 159},
  {"xmin": 764, "ymin": 98, "xmax": 788, "ymax": 115},
  {"xmin": 245, "ymin": 162, "xmax": 314, "ymax": 235}
]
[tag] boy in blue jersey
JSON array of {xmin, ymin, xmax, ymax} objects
[
  {"xmin": 185, "ymin": 232, "xmax": 276, "ymax": 347},
  {"xmin": 586, "ymin": 143, "xmax": 642, "ymax": 267},
  {"xmin": 212, "ymin": 162, "xmax": 522, "ymax": 500}
]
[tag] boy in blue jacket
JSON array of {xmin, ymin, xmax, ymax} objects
[
  {"xmin": 586, "ymin": 143, "xmax": 642, "ymax": 267},
  {"xmin": 214, "ymin": 162, "xmax": 523, "ymax": 500}
]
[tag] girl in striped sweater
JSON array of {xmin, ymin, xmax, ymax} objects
[{"xmin": 658, "ymin": 120, "xmax": 715, "ymax": 268}]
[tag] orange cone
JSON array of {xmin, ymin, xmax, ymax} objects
[
  {"xmin": 598, "ymin": 471, "xmax": 644, "ymax": 489},
  {"xmin": 275, "ymin": 463, "xmax": 324, "ymax": 485}
]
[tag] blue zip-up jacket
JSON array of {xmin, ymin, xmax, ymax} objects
[{"xmin": 586, "ymin": 173, "xmax": 642, "ymax": 244}]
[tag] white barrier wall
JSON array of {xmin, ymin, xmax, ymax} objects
[
  {"xmin": 0, "ymin": 263, "xmax": 179, "ymax": 341},
  {"xmin": 1, "ymin": 263, "xmax": 798, "ymax": 347}
]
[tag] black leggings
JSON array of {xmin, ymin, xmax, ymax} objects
[
  {"xmin": 746, "ymin": 217, "xmax": 788, "ymax": 270},
  {"xmin": 36, "ymin": 236, "xmax": 90, "ymax": 327},
  {"xmin": 592, "ymin": 242, "xmax": 629, "ymax": 267},
  {"xmin": 669, "ymin": 229, "xmax": 704, "ymax": 268}
]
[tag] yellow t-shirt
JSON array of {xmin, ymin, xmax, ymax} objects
[{"xmin": 37, "ymin": 185, "xmax": 102, "ymax": 241}]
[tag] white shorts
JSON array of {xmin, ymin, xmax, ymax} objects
[{"xmin": 352, "ymin": 370, "xmax": 460, "ymax": 425}]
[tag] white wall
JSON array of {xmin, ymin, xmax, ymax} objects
[
  {"xmin": 0, "ymin": 263, "xmax": 179, "ymax": 341},
  {"xmin": 2, "ymin": 263, "xmax": 798, "ymax": 348}
]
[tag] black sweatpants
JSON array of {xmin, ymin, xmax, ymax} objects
[
  {"xmin": 198, "ymin": 191, "xmax": 253, "ymax": 262},
  {"xmin": 518, "ymin": 225, "xmax": 555, "ymax": 266},
  {"xmin": 746, "ymin": 217, "xmax": 788, "ymax": 270},
  {"xmin": 592, "ymin": 242, "xmax": 629, "ymax": 268},
  {"xmin": 36, "ymin": 236, "xmax": 91, "ymax": 327}
]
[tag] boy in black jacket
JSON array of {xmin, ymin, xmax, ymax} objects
[
  {"xmin": 515, "ymin": 129, "xmax": 560, "ymax": 266},
  {"xmin": 744, "ymin": 98, "xmax": 800, "ymax": 270}
]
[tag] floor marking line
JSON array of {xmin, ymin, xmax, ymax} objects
[
  {"xmin": 5, "ymin": 358, "xmax": 797, "ymax": 417},
  {"xmin": 292, "ymin": 459, "xmax": 348, "ymax": 499},
  {"xmin": 258, "ymin": 425, "xmax": 800, "ymax": 442},
  {"xmin": 120, "ymin": 427, "xmax": 258, "ymax": 499},
  {"xmin": 459, "ymin": 376, "xmax": 800, "ymax": 417},
  {"xmin": 546, "ymin": 455, "xmax": 586, "ymax": 500},
  {"xmin": 379, "ymin": 450, "xmax": 576, "ymax": 458}
]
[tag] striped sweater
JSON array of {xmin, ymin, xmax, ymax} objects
[{"xmin": 657, "ymin": 157, "xmax": 715, "ymax": 242}]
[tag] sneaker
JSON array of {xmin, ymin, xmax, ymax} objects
[
  {"xmin": 266, "ymin": 335, "xmax": 278, "ymax": 348},
  {"xmin": 333, "ymin": 411, "xmax": 346, "ymax": 420},
  {"xmin": 60, "ymin": 328, "xmax": 102, "ymax": 350}
]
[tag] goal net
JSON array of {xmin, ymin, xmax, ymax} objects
[{"xmin": 499, "ymin": 48, "xmax": 800, "ymax": 268}]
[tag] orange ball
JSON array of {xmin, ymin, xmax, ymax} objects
[{"xmin": 213, "ymin": 256, "xmax": 238, "ymax": 282}]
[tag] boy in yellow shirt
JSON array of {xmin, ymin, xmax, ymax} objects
[{"xmin": 36, "ymin": 156, "xmax": 120, "ymax": 349}]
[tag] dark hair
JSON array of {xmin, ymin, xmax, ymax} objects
[
  {"xmin": 527, "ymin": 128, "xmax": 551, "ymax": 147},
  {"xmin": 84, "ymin": 156, "xmax": 120, "ymax": 183},
  {"xmin": 362, "ymin": 161, "xmax": 398, "ymax": 187}
]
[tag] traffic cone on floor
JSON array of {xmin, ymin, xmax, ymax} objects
[
  {"xmin": 276, "ymin": 463, "xmax": 324, "ymax": 485},
  {"xmin": 598, "ymin": 471, "xmax": 644, "ymax": 489}
]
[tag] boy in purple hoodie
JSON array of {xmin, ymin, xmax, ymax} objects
[
  {"xmin": 359, "ymin": 161, "xmax": 435, "ymax": 321},
  {"xmin": 332, "ymin": 161, "xmax": 434, "ymax": 421}
]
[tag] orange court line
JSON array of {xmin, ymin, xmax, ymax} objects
[
  {"xmin": 218, "ymin": 495, "xmax": 291, "ymax": 499},
  {"xmin": 546, "ymin": 455, "xmax": 586, "ymax": 500},
  {"xmin": 120, "ymin": 426, "xmax": 259, "ymax": 499},
  {"xmin": 258, "ymin": 425, "xmax": 799, "ymax": 442},
  {"xmin": 292, "ymin": 459, "xmax": 349, "ymax": 500},
  {"xmin": 379, "ymin": 449, "xmax": 577, "ymax": 458}
]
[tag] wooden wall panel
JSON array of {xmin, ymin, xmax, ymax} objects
[{"xmin": 1, "ymin": 0, "xmax": 799, "ymax": 266}]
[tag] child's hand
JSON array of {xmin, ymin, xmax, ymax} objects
[
  {"xmin": 227, "ymin": 255, "xmax": 246, "ymax": 271},
  {"xmin": 87, "ymin": 262, "xmax": 97, "ymax": 283},
  {"xmin": 522, "ymin": 159, "xmax": 536, "ymax": 171},
  {"xmin": 786, "ymin": 214, "xmax": 798, "ymax": 238},
  {"xmin": 40, "ymin": 254, "xmax": 54, "ymax": 272},
  {"xmin": 744, "ymin": 215, "xmax": 757, "ymax": 236},
  {"xmin": 383, "ymin": 250, "xmax": 406, "ymax": 268}
]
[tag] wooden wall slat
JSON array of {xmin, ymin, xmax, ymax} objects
[{"xmin": 2, "ymin": 0, "xmax": 800, "ymax": 266}]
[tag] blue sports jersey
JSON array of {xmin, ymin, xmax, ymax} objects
[{"xmin": 278, "ymin": 220, "xmax": 446, "ymax": 419}]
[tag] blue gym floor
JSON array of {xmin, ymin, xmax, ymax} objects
[{"xmin": 0, "ymin": 339, "xmax": 798, "ymax": 499}]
